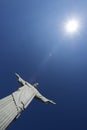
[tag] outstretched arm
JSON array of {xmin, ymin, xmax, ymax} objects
[
  {"xmin": 35, "ymin": 91, "xmax": 56, "ymax": 105},
  {"xmin": 15, "ymin": 73, "xmax": 26, "ymax": 86}
]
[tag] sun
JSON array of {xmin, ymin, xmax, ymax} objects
[{"xmin": 65, "ymin": 19, "xmax": 79, "ymax": 33}]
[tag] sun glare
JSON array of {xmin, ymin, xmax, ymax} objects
[{"xmin": 65, "ymin": 19, "xmax": 79, "ymax": 33}]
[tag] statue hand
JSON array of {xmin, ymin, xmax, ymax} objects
[
  {"xmin": 48, "ymin": 100, "xmax": 56, "ymax": 105},
  {"xmin": 15, "ymin": 73, "xmax": 20, "ymax": 78}
]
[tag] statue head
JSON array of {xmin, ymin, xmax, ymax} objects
[{"xmin": 33, "ymin": 83, "xmax": 39, "ymax": 88}]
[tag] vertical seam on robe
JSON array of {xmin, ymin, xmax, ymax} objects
[{"xmin": 11, "ymin": 94, "xmax": 22, "ymax": 118}]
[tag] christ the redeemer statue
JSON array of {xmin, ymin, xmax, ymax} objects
[{"xmin": 0, "ymin": 73, "xmax": 56, "ymax": 130}]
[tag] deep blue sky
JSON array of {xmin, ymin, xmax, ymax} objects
[{"xmin": 0, "ymin": 0, "xmax": 87, "ymax": 130}]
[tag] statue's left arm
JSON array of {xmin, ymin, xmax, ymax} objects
[
  {"xmin": 15, "ymin": 73, "xmax": 26, "ymax": 85},
  {"xmin": 35, "ymin": 91, "xmax": 56, "ymax": 105}
]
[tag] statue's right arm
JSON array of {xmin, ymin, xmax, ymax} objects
[
  {"xmin": 15, "ymin": 73, "xmax": 26, "ymax": 85},
  {"xmin": 35, "ymin": 91, "xmax": 56, "ymax": 105}
]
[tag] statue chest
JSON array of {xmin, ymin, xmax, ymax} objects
[{"xmin": 12, "ymin": 85, "xmax": 37, "ymax": 109}]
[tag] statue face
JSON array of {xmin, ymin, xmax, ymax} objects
[
  {"xmin": 33, "ymin": 83, "xmax": 39, "ymax": 88},
  {"xmin": 36, "ymin": 83, "xmax": 39, "ymax": 86}
]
